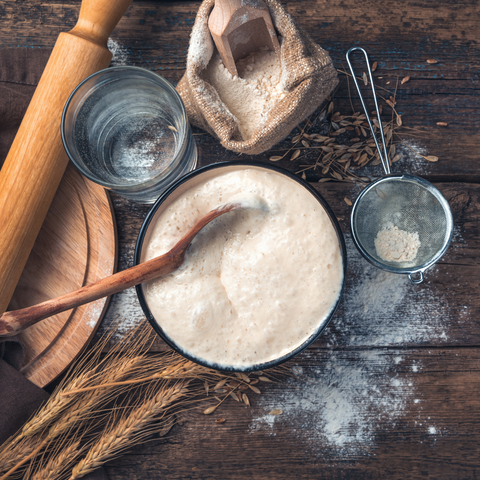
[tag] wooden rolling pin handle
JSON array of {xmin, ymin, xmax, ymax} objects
[
  {"xmin": 71, "ymin": 0, "xmax": 133, "ymax": 47},
  {"xmin": 0, "ymin": 0, "xmax": 132, "ymax": 316}
]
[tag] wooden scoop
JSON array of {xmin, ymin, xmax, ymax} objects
[
  {"xmin": 208, "ymin": 0, "xmax": 281, "ymax": 76},
  {"xmin": 0, "ymin": 202, "xmax": 245, "ymax": 337}
]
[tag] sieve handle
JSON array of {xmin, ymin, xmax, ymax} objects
[
  {"xmin": 346, "ymin": 47, "xmax": 390, "ymax": 175},
  {"xmin": 408, "ymin": 271, "xmax": 424, "ymax": 284}
]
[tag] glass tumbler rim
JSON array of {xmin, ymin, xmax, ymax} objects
[{"xmin": 61, "ymin": 65, "xmax": 190, "ymax": 191}]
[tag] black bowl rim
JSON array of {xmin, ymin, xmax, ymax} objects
[{"xmin": 135, "ymin": 160, "xmax": 347, "ymax": 372}]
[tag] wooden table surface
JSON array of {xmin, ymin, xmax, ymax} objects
[{"xmin": 2, "ymin": 0, "xmax": 480, "ymax": 478}]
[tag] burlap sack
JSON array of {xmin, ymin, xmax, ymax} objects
[{"xmin": 177, "ymin": 0, "xmax": 338, "ymax": 155}]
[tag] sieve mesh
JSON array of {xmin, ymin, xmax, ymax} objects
[{"xmin": 352, "ymin": 176, "xmax": 452, "ymax": 272}]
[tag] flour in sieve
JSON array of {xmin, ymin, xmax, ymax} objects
[
  {"xmin": 375, "ymin": 222, "xmax": 420, "ymax": 263},
  {"xmin": 203, "ymin": 48, "xmax": 286, "ymax": 140}
]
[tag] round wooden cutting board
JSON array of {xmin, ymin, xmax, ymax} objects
[{"xmin": 8, "ymin": 164, "xmax": 117, "ymax": 388}]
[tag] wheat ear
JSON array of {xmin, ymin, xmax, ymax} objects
[
  {"xmin": 62, "ymin": 358, "xmax": 218, "ymax": 396},
  {"xmin": 30, "ymin": 440, "xmax": 81, "ymax": 480},
  {"xmin": 69, "ymin": 382, "xmax": 188, "ymax": 480},
  {"xmin": 0, "ymin": 324, "xmax": 153, "ymax": 478},
  {"xmin": 0, "ymin": 437, "xmax": 47, "ymax": 480},
  {"xmin": 0, "ymin": 434, "xmax": 49, "ymax": 475},
  {"xmin": 22, "ymin": 323, "xmax": 154, "ymax": 439}
]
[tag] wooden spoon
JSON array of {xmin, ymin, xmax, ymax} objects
[
  {"xmin": 208, "ymin": 0, "xmax": 281, "ymax": 77},
  {"xmin": 0, "ymin": 202, "xmax": 246, "ymax": 337}
]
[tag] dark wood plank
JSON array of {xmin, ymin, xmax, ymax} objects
[
  {"xmin": 105, "ymin": 346, "xmax": 480, "ymax": 479},
  {"xmin": 0, "ymin": 0, "xmax": 478, "ymax": 181},
  {"xmin": 1, "ymin": 0, "xmax": 479, "ymax": 477}
]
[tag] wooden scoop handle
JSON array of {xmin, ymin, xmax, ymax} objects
[
  {"xmin": 208, "ymin": 0, "xmax": 280, "ymax": 76},
  {"xmin": 0, "ymin": 203, "xmax": 241, "ymax": 337},
  {"xmin": 0, "ymin": 0, "xmax": 132, "ymax": 316}
]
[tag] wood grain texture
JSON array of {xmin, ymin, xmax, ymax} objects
[
  {"xmin": 9, "ymin": 167, "xmax": 88, "ymax": 364},
  {"xmin": 1, "ymin": 0, "xmax": 479, "ymax": 477},
  {"xmin": 105, "ymin": 347, "xmax": 480, "ymax": 479},
  {"xmin": 9, "ymin": 165, "xmax": 117, "ymax": 387},
  {"xmin": 0, "ymin": 0, "xmax": 477, "ymax": 179}
]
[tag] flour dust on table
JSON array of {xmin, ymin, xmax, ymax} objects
[
  {"xmin": 108, "ymin": 38, "xmax": 129, "ymax": 67},
  {"xmin": 328, "ymin": 236, "xmax": 452, "ymax": 347},
  {"xmin": 249, "ymin": 236, "xmax": 458, "ymax": 457},
  {"xmin": 103, "ymin": 287, "xmax": 146, "ymax": 338},
  {"xmin": 395, "ymin": 140, "xmax": 435, "ymax": 176}
]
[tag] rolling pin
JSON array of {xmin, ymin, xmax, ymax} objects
[{"xmin": 0, "ymin": 0, "xmax": 132, "ymax": 315}]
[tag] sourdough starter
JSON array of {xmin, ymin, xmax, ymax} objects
[{"xmin": 143, "ymin": 168, "xmax": 343, "ymax": 368}]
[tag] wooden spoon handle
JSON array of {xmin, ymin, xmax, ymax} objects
[
  {"xmin": 0, "ymin": 202, "xmax": 241, "ymax": 337},
  {"xmin": 0, "ymin": 249, "xmax": 181, "ymax": 337}
]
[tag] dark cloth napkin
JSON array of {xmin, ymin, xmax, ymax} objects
[{"xmin": 0, "ymin": 47, "xmax": 107, "ymax": 480}]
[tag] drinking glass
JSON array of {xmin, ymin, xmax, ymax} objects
[{"xmin": 62, "ymin": 66, "xmax": 197, "ymax": 203}]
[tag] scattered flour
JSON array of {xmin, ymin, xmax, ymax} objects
[
  {"xmin": 203, "ymin": 49, "xmax": 286, "ymax": 140},
  {"xmin": 374, "ymin": 222, "xmax": 420, "ymax": 263},
  {"xmin": 250, "ymin": 234, "xmax": 457, "ymax": 457},
  {"xmin": 99, "ymin": 135, "xmax": 456, "ymax": 455},
  {"xmin": 330, "ymin": 236, "xmax": 450, "ymax": 347},
  {"xmin": 103, "ymin": 287, "xmax": 146, "ymax": 338},
  {"xmin": 108, "ymin": 38, "xmax": 129, "ymax": 66},
  {"xmin": 103, "ymin": 233, "xmax": 456, "ymax": 453},
  {"xmin": 251, "ymin": 349, "xmax": 411, "ymax": 455},
  {"xmin": 395, "ymin": 141, "xmax": 431, "ymax": 176}
]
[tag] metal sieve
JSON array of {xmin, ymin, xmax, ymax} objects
[{"xmin": 346, "ymin": 47, "xmax": 453, "ymax": 284}]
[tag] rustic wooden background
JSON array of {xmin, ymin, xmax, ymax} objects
[{"xmin": 1, "ymin": 0, "xmax": 479, "ymax": 478}]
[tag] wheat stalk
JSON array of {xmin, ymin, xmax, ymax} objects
[
  {"xmin": 69, "ymin": 382, "xmax": 189, "ymax": 480},
  {"xmin": 20, "ymin": 324, "xmax": 153, "ymax": 440},
  {"xmin": 0, "ymin": 437, "xmax": 47, "ymax": 480},
  {"xmin": 0, "ymin": 323, "xmax": 154, "ymax": 479},
  {"xmin": 23, "ymin": 372, "xmax": 96, "ymax": 439},
  {"xmin": 0, "ymin": 435, "xmax": 46, "ymax": 477},
  {"xmin": 30, "ymin": 441, "xmax": 82, "ymax": 480},
  {"xmin": 0, "ymin": 355, "xmax": 208, "ymax": 477},
  {"xmin": 61, "ymin": 358, "xmax": 219, "ymax": 396},
  {"xmin": 0, "ymin": 318, "xmax": 288, "ymax": 479},
  {"xmin": 0, "ymin": 357, "xmax": 144, "ymax": 478},
  {"xmin": 46, "ymin": 356, "xmax": 149, "ymax": 441}
]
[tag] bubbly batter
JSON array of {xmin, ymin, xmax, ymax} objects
[{"xmin": 143, "ymin": 168, "xmax": 343, "ymax": 369}]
